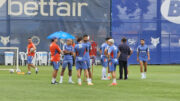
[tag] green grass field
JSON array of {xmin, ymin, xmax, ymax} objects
[{"xmin": 0, "ymin": 65, "xmax": 180, "ymax": 101}]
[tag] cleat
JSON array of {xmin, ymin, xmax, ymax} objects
[
  {"xmin": 78, "ymin": 83, "xmax": 82, "ymax": 86},
  {"xmin": 141, "ymin": 76, "xmax": 145, "ymax": 79},
  {"xmin": 26, "ymin": 72, "xmax": 31, "ymax": 75},
  {"xmin": 35, "ymin": 68, "xmax": 39, "ymax": 74},
  {"xmin": 101, "ymin": 78, "xmax": 108, "ymax": 80},
  {"xmin": 59, "ymin": 80, "xmax": 63, "ymax": 84},
  {"xmin": 118, "ymin": 78, "xmax": 123, "ymax": 80},
  {"xmin": 107, "ymin": 76, "xmax": 111, "ymax": 80},
  {"xmin": 110, "ymin": 83, "xmax": 117, "ymax": 86},
  {"xmin": 68, "ymin": 81, "xmax": 75, "ymax": 84},
  {"xmin": 88, "ymin": 83, "xmax": 94, "ymax": 86},
  {"xmin": 124, "ymin": 78, "xmax": 128, "ymax": 80},
  {"xmin": 51, "ymin": 81, "xmax": 58, "ymax": 85}
]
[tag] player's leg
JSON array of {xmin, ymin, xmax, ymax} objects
[
  {"xmin": 27, "ymin": 56, "xmax": 32, "ymax": 74},
  {"xmin": 139, "ymin": 61, "xmax": 145, "ymax": 79},
  {"xmin": 110, "ymin": 62, "xmax": 117, "ymax": 85},
  {"xmin": 112, "ymin": 71, "xmax": 117, "ymax": 85},
  {"xmin": 76, "ymin": 61, "xmax": 82, "ymax": 85},
  {"xmin": 84, "ymin": 69, "xmax": 93, "ymax": 85},
  {"xmin": 29, "ymin": 64, "xmax": 39, "ymax": 74},
  {"xmin": 101, "ymin": 57, "xmax": 108, "ymax": 80},
  {"xmin": 143, "ymin": 61, "xmax": 148, "ymax": 79},
  {"xmin": 51, "ymin": 62, "xmax": 60, "ymax": 84},
  {"xmin": 107, "ymin": 62, "xmax": 111, "ymax": 80},
  {"xmin": 68, "ymin": 60, "xmax": 74, "ymax": 84},
  {"xmin": 88, "ymin": 68, "xmax": 92, "ymax": 80},
  {"xmin": 83, "ymin": 61, "xmax": 93, "ymax": 85},
  {"xmin": 86, "ymin": 59, "xmax": 93, "ymax": 83},
  {"xmin": 59, "ymin": 60, "xmax": 67, "ymax": 83},
  {"xmin": 124, "ymin": 61, "xmax": 128, "ymax": 80},
  {"xmin": 77, "ymin": 69, "xmax": 81, "ymax": 85},
  {"xmin": 60, "ymin": 67, "xmax": 66, "ymax": 83},
  {"xmin": 119, "ymin": 61, "xmax": 123, "ymax": 79},
  {"xmin": 27, "ymin": 56, "xmax": 39, "ymax": 74},
  {"xmin": 127, "ymin": 64, "xmax": 129, "ymax": 77}
]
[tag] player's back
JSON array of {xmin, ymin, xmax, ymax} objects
[
  {"xmin": 50, "ymin": 42, "xmax": 61, "ymax": 62},
  {"xmin": 84, "ymin": 42, "xmax": 91, "ymax": 59},
  {"xmin": 108, "ymin": 45, "xmax": 119, "ymax": 59},
  {"xmin": 101, "ymin": 43, "xmax": 109, "ymax": 56},
  {"xmin": 75, "ymin": 43, "xmax": 87, "ymax": 61}
]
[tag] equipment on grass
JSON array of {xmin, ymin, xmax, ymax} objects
[{"xmin": 9, "ymin": 69, "xmax": 14, "ymax": 73}]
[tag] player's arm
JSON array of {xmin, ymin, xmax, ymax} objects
[
  {"xmin": 104, "ymin": 48, "xmax": 108, "ymax": 56},
  {"xmin": 71, "ymin": 47, "xmax": 75, "ymax": 56},
  {"xmin": 105, "ymin": 49, "xmax": 108, "ymax": 58},
  {"xmin": 99, "ymin": 45, "xmax": 102, "ymax": 54},
  {"xmin": 56, "ymin": 45, "xmax": 62, "ymax": 54},
  {"xmin": 137, "ymin": 47, "xmax": 139, "ymax": 62},
  {"xmin": 130, "ymin": 49, "xmax": 133, "ymax": 55},
  {"xmin": 32, "ymin": 44, "xmax": 36, "ymax": 51},
  {"xmin": 117, "ymin": 51, "xmax": 121, "ymax": 59},
  {"xmin": 73, "ymin": 46, "xmax": 77, "ymax": 58},
  {"xmin": 147, "ymin": 48, "xmax": 150, "ymax": 61},
  {"xmin": 99, "ymin": 49, "xmax": 102, "ymax": 54},
  {"xmin": 89, "ymin": 43, "xmax": 92, "ymax": 56},
  {"xmin": 63, "ymin": 50, "xmax": 70, "ymax": 54},
  {"xmin": 63, "ymin": 48, "xmax": 71, "ymax": 54},
  {"xmin": 107, "ymin": 48, "xmax": 112, "ymax": 61},
  {"xmin": 62, "ymin": 45, "xmax": 70, "ymax": 54},
  {"xmin": 128, "ymin": 47, "xmax": 133, "ymax": 58}
]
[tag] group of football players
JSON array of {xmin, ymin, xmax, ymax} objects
[{"xmin": 26, "ymin": 35, "xmax": 150, "ymax": 86}]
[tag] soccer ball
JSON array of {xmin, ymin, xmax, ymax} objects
[
  {"xmin": 16, "ymin": 69, "xmax": 21, "ymax": 73},
  {"xmin": 9, "ymin": 69, "xmax": 14, "ymax": 74},
  {"xmin": 30, "ymin": 48, "xmax": 34, "ymax": 52}
]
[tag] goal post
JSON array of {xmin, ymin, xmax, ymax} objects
[{"xmin": 0, "ymin": 47, "xmax": 19, "ymax": 71}]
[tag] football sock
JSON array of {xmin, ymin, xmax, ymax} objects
[
  {"xmin": 35, "ymin": 67, "xmax": 38, "ymax": 71},
  {"xmin": 108, "ymin": 73, "xmax": 111, "ymax": 77},
  {"xmin": 102, "ymin": 67, "xmax": 106, "ymax": 78},
  {"xmin": 52, "ymin": 78, "xmax": 56, "ymax": 83},
  {"xmin": 144, "ymin": 72, "xmax": 146, "ymax": 78},
  {"xmin": 78, "ymin": 78, "xmax": 81, "ymax": 84},
  {"xmin": 69, "ymin": 76, "xmax": 72, "ymax": 81},
  {"xmin": 113, "ymin": 78, "xmax": 116, "ymax": 83},
  {"xmin": 87, "ymin": 78, "xmax": 91, "ymax": 83},
  {"xmin": 89, "ymin": 78, "xmax": 92, "ymax": 82},
  {"xmin": 60, "ymin": 76, "xmax": 63, "ymax": 81}
]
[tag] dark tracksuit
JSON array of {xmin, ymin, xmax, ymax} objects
[{"xmin": 118, "ymin": 43, "xmax": 131, "ymax": 79}]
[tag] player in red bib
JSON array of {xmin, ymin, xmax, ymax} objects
[
  {"xmin": 50, "ymin": 37, "xmax": 62, "ymax": 84},
  {"xmin": 27, "ymin": 37, "xmax": 39, "ymax": 75}
]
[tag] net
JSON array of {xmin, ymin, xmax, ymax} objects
[{"xmin": 0, "ymin": 47, "xmax": 19, "ymax": 71}]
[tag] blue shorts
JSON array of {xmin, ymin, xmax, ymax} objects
[
  {"xmin": 139, "ymin": 57, "xmax": 148, "ymax": 62},
  {"xmin": 101, "ymin": 57, "xmax": 108, "ymax": 67},
  {"xmin": 75, "ymin": 61, "xmax": 88, "ymax": 70},
  {"xmin": 62, "ymin": 60, "xmax": 73, "ymax": 70},
  {"xmin": 109, "ymin": 59, "xmax": 118, "ymax": 72},
  {"xmin": 52, "ymin": 61, "xmax": 60, "ymax": 70},
  {"xmin": 85, "ymin": 59, "xmax": 90, "ymax": 68},
  {"xmin": 27, "ymin": 56, "xmax": 33, "ymax": 64}
]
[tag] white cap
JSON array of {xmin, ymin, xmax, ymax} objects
[{"xmin": 108, "ymin": 39, "xmax": 114, "ymax": 44}]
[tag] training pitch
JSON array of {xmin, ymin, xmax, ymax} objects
[{"xmin": 0, "ymin": 65, "xmax": 180, "ymax": 101}]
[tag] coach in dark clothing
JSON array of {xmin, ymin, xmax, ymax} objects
[{"xmin": 118, "ymin": 37, "xmax": 132, "ymax": 80}]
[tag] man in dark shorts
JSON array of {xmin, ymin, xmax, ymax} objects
[{"xmin": 118, "ymin": 37, "xmax": 132, "ymax": 80}]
